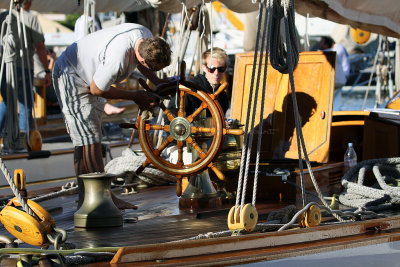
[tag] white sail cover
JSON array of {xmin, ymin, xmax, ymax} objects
[{"xmin": 0, "ymin": 0, "xmax": 398, "ymax": 37}]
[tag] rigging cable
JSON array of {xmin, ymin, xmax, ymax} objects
[
  {"xmin": 0, "ymin": 1, "xmax": 19, "ymax": 150},
  {"xmin": 362, "ymin": 35, "xmax": 382, "ymax": 110},
  {"xmin": 279, "ymin": 0, "xmax": 348, "ymax": 222},
  {"xmin": 20, "ymin": 7, "xmax": 40, "ymax": 142},
  {"xmin": 14, "ymin": 3, "xmax": 31, "ymax": 146},
  {"xmin": 234, "ymin": 0, "xmax": 265, "ymax": 216},
  {"xmin": 0, "ymin": 3, "xmax": 32, "ymax": 210}
]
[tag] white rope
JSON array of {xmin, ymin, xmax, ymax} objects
[
  {"xmin": 304, "ymin": 13, "xmax": 310, "ymax": 51},
  {"xmin": 0, "ymin": 2, "xmax": 19, "ymax": 150},
  {"xmin": 252, "ymin": 0, "xmax": 274, "ymax": 206},
  {"xmin": 362, "ymin": 35, "xmax": 382, "ymax": 110},
  {"xmin": 105, "ymin": 148, "xmax": 176, "ymax": 186},
  {"xmin": 0, "ymin": 1, "xmax": 13, "ymax": 86},
  {"xmin": 199, "ymin": 0, "xmax": 206, "ymax": 71},
  {"xmin": 234, "ymin": 1, "xmax": 265, "ymax": 215},
  {"xmin": 90, "ymin": 0, "xmax": 96, "ymax": 33},
  {"xmin": 15, "ymin": 6, "xmax": 31, "ymax": 144},
  {"xmin": 0, "ymin": 1, "xmax": 34, "ymax": 217},
  {"xmin": 339, "ymin": 158, "xmax": 400, "ymax": 211},
  {"xmin": 209, "ymin": 2, "xmax": 213, "ymax": 68},
  {"xmin": 20, "ymin": 8, "xmax": 38, "ymax": 133},
  {"xmin": 241, "ymin": 0, "xmax": 269, "ymax": 210},
  {"xmin": 0, "ymin": 157, "xmax": 33, "ymax": 216}
]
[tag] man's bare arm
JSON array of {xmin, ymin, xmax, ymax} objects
[
  {"xmin": 137, "ymin": 63, "xmax": 168, "ymax": 85},
  {"xmin": 89, "ymin": 80, "xmax": 157, "ymax": 110}
]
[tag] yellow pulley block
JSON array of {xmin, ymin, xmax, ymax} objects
[
  {"xmin": 227, "ymin": 203, "xmax": 258, "ymax": 232},
  {"xmin": 298, "ymin": 204, "xmax": 322, "ymax": 228},
  {"xmin": 25, "ymin": 129, "xmax": 42, "ymax": 152},
  {"xmin": 350, "ymin": 27, "xmax": 371, "ymax": 45},
  {"xmin": 14, "ymin": 169, "xmax": 26, "ymax": 191},
  {"xmin": 14, "ymin": 169, "xmax": 27, "ymax": 197},
  {"xmin": 0, "ymin": 197, "xmax": 55, "ymax": 246}
]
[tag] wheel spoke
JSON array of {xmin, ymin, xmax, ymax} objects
[
  {"xmin": 159, "ymin": 102, "xmax": 175, "ymax": 122},
  {"xmin": 224, "ymin": 128, "xmax": 244, "ymax": 136},
  {"xmin": 186, "ymin": 102, "xmax": 207, "ymax": 123},
  {"xmin": 178, "ymin": 90, "xmax": 185, "ymax": 117},
  {"xmin": 153, "ymin": 135, "xmax": 174, "ymax": 156},
  {"xmin": 135, "ymin": 158, "xmax": 151, "ymax": 175},
  {"xmin": 177, "ymin": 140, "xmax": 184, "ymax": 167},
  {"xmin": 209, "ymin": 163, "xmax": 225, "ymax": 181},
  {"xmin": 211, "ymin": 82, "xmax": 228, "ymax": 99},
  {"xmin": 186, "ymin": 136, "xmax": 206, "ymax": 159},
  {"xmin": 148, "ymin": 124, "xmax": 170, "ymax": 132},
  {"xmin": 191, "ymin": 126, "xmax": 216, "ymax": 135}
]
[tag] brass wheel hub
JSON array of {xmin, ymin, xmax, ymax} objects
[{"xmin": 170, "ymin": 117, "xmax": 191, "ymax": 141}]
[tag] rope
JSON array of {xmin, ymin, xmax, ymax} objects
[
  {"xmin": 234, "ymin": 0, "xmax": 264, "ymax": 216},
  {"xmin": 339, "ymin": 157, "xmax": 400, "ymax": 212},
  {"xmin": 269, "ymin": 0, "xmax": 299, "ymax": 74},
  {"xmin": 0, "ymin": 157, "xmax": 33, "ymax": 216},
  {"xmin": 30, "ymin": 182, "xmax": 78, "ymax": 203},
  {"xmin": 362, "ymin": 35, "xmax": 382, "ymax": 110},
  {"xmin": 282, "ymin": 4, "xmax": 347, "ymax": 221},
  {"xmin": 252, "ymin": 0, "xmax": 274, "ymax": 207},
  {"xmin": 0, "ymin": 3, "xmax": 20, "ymax": 150},
  {"xmin": 20, "ymin": 8, "xmax": 38, "ymax": 135},
  {"xmin": 240, "ymin": 0, "xmax": 268, "ymax": 211},
  {"xmin": 105, "ymin": 148, "xmax": 176, "ymax": 186},
  {"xmin": 209, "ymin": 2, "xmax": 213, "ymax": 66},
  {"xmin": 15, "ymin": 6, "xmax": 30, "ymax": 144}
]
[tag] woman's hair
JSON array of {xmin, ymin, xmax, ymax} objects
[
  {"xmin": 139, "ymin": 36, "xmax": 171, "ymax": 69},
  {"xmin": 202, "ymin": 47, "xmax": 228, "ymax": 66}
]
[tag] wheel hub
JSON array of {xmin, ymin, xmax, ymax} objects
[{"xmin": 170, "ymin": 117, "xmax": 191, "ymax": 141}]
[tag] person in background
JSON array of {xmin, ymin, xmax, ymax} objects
[
  {"xmin": 0, "ymin": 0, "xmax": 51, "ymax": 136},
  {"xmin": 74, "ymin": 13, "xmax": 126, "ymax": 115},
  {"xmin": 168, "ymin": 47, "xmax": 230, "ymax": 117},
  {"xmin": 33, "ymin": 48, "xmax": 58, "ymax": 107},
  {"xmin": 53, "ymin": 23, "xmax": 171, "ymax": 209},
  {"xmin": 318, "ymin": 36, "xmax": 350, "ymax": 110},
  {"xmin": 318, "ymin": 36, "xmax": 350, "ymax": 89}
]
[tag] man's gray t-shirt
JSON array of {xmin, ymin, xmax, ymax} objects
[{"xmin": 56, "ymin": 23, "xmax": 152, "ymax": 102}]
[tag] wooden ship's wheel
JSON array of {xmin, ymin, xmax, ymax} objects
[{"xmin": 135, "ymin": 78, "xmax": 243, "ymax": 197}]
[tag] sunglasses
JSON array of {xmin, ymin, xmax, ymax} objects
[{"xmin": 206, "ymin": 65, "xmax": 227, "ymax": 73}]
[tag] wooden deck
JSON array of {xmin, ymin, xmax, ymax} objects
[{"xmin": 1, "ymin": 166, "xmax": 400, "ymax": 266}]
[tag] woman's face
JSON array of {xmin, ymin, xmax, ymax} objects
[{"xmin": 202, "ymin": 56, "xmax": 226, "ymax": 88}]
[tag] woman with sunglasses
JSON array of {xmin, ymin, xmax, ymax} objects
[
  {"xmin": 168, "ymin": 47, "xmax": 230, "ymax": 117},
  {"xmin": 186, "ymin": 47, "xmax": 230, "ymax": 116}
]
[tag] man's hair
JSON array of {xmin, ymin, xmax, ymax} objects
[
  {"xmin": 139, "ymin": 36, "xmax": 171, "ymax": 69},
  {"xmin": 202, "ymin": 47, "xmax": 228, "ymax": 66},
  {"xmin": 321, "ymin": 36, "xmax": 334, "ymax": 48}
]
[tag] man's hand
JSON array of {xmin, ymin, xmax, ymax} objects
[
  {"xmin": 44, "ymin": 72, "xmax": 52, "ymax": 86},
  {"xmin": 133, "ymin": 90, "xmax": 159, "ymax": 110},
  {"xmin": 152, "ymin": 75, "xmax": 180, "ymax": 98}
]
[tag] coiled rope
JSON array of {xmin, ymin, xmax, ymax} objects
[{"xmin": 339, "ymin": 157, "xmax": 400, "ymax": 211}]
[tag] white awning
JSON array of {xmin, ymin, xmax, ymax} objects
[{"xmin": 0, "ymin": 0, "xmax": 398, "ymax": 37}]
